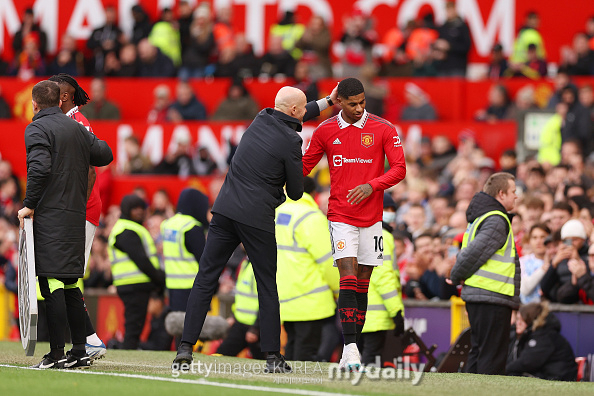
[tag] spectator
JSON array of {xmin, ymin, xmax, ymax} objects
[
  {"xmin": 131, "ymin": 4, "xmax": 153, "ymax": 45},
  {"xmin": 211, "ymin": 80, "xmax": 259, "ymax": 121},
  {"xmin": 10, "ymin": 33, "xmax": 45, "ymax": 80},
  {"xmin": 378, "ymin": 23, "xmax": 413, "ymax": 77},
  {"xmin": 548, "ymin": 201, "xmax": 573, "ymax": 233},
  {"xmin": 84, "ymin": 235, "xmax": 112, "ymax": 289},
  {"xmin": 193, "ymin": 146, "xmax": 218, "ymax": 176},
  {"xmin": 295, "ymin": 15, "xmax": 333, "ymax": 79},
  {"xmin": 406, "ymin": 16, "xmax": 439, "ymax": 77},
  {"xmin": 118, "ymin": 44, "xmax": 139, "ymax": 77},
  {"xmin": 147, "ymin": 84, "xmax": 172, "ymax": 123},
  {"xmin": 177, "ymin": 1, "xmax": 194, "ymax": 54},
  {"xmin": 168, "ymin": 82, "xmax": 207, "ymax": 121},
  {"xmin": 475, "ymin": 84, "xmax": 512, "ymax": 122},
  {"xmin": 80, "ymin": 78, "xmax": 121, "ymax": 120},
  {"xmin": 587, "ymin": 16, "xmax": 594, "ymax": 49},
  {"xmin": 122, "ymin": 135, "xmax": 153, "ymax": 174},
  {"xmin": 437, "ymin": 1, "xmax": 471, "ymax": 77},
  {"xmin": 500, "ymin": 149, "xmax": 518, "ymax": 177},
  {"xmin": 511, "ymin": 11, "xmax": 546, "ymax": 64},
  {"xmin": 507, "ymin": 43, "xmax": 547, "ymax": 79},
  {"xmin": 538, "ymin": 102, "xmax": 566, "ymax": 167},
  {"xmin": 578, "ymin": 84, "xmax": 594, "ymax": 121},
  {"xmin": 179, "ymin": 4, "xmax": 216, "ymax": 79},
  {"xmin": 13, "ymin": 8, "xmax": 47, "ymax": 57},
  {"xmin": 87, "ymin": 5, "xmax": 124, "ymax": 76},
  {"xmin": 559, "ymin": 85, "xmax": 592, "ymax": 155},
  {"xmin": 359, "ymin": 64, "xmax": 388, "ymax": 117},
  {"xmin": 148, "ymin": 8, "xmax": 182, "ymax": 67},
  {"xmin": 507, "ymin": 302, "xmax": 577, "ymax": 381},
  {"xmin": 293, "ymin": 61, "xmax": 319, "ymax": 103},
  {"xmin": 137, "ymin": 39, "xmax": 176, "ymax": 77},
  {"xmin": 401, "ymin": 82, "xmax": 437, "ymax": 121},
  {"xmin": 336, "ymin": 9, "xmax": 376, "ymax": 78},
  {"xmin": 213, "ymin": 46, "xmax": 239, "ymax": 78},
  {"xmin": 520, "ymin": 224, "xmax": 551, "ymax": 303},
  {"xmin": 233, "ymin": 34, "xmax": 260, "ymax": 79},
  {"xmin": 213, "ymin": 6, "xmax": 235, "ymax": 55},
  {"xmin": 541, "ymin": 219, "xmax": 589, "ymax": 303},
  {"xmin": 149, "ymin": 189, "xmax": 175, "ymax": 218},
  {"xmin": 486, "ymin": 43, "xmax": 509, "ymax": 80},
  {"xmin": 259, "ymin": 35, "xmax": 296, "ymax": 78},
  {"xmin": 48, "ymin": 34, "xmax": 84, "ymax": 76},
  {"xmin": 558, "ymin": 242, "xmax": 594, "ymax": 303},
  {"xmin": 270, "ymin": 10, "xmax": 305, "ymax": 60},
  {"xmin": 153, "ymin": 131, "xmax": 195, "ymax": 177},
  {"xmin": 560, "ymin": 32, "xmax": 594, "ymax": 76},
  {"xmin": 546, "ymin": 67, "xmax": 574, "ymax": 109}
]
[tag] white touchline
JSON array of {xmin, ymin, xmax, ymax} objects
[{"xmin": 0, "ymin": 365, "xmax": 361, "ymax": 396}]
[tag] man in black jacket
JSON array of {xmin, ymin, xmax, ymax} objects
[
  {"xmin": 18, "ymin": 80, "xmax": 113, "ymax": 369},
  {"xmin": 448, "ymin": 172, "xmax": 521, "ymax": 375},
  {"xmin": 173, "ymin": 85, "xmax": 337, "ymax": 373}
]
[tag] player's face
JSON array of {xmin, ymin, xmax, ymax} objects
[{"xmin": 338, "ymin": 93, "xmax": 366, "ymax": 124}]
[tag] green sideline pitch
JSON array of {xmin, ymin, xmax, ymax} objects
[{"xmin": 0, "ymin": 341, "xmax": 591, "ymax": 396}]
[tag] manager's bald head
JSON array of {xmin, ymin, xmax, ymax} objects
[{"xmin": 274, "ymin": 86, "xmax": 307, "ymax": 124}]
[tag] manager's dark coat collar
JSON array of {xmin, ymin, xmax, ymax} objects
[
  {"xmin": 265, "ymin": 107, "xmax": 303, "ymax": 132},
  {"xmin": 32, "ymin": 106, "xmax": 62, "ymax": 121}
]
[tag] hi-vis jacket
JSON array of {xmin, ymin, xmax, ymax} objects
[
  {"xmin": 233, "ymin": 259, "xmax": 259, "ymax": 326},
  {"xmin": 275, "ymin": 193, "xmax": 338, "ymax": 322},
  {"xmin": 161, "ymin": 213, "xmax": 202, "ymax": 289},
  {"xmin": 363, "ymin": 228, "xmax": 404, "ymax": 333},
  {"xmin": 450, "ymin": 192, "xmax": 521, "ymax": 309},
  {"xmin": 108, "ymin": 219, "xmax": 160, "ymax": 287}
]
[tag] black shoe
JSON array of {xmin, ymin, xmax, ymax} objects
[
  {"xmin": 172, "ymin": 343, "xmax": 193, "ymax": 370},
  {"xmin": 64, "ymin": 350, "xmax": 91, "ymax": 369},
  {"xmin": 32, "ymin": 353, "xmax": 66, "ymax": 369},
  {"xmin": 265, "ymin": 353, "xmax": 292, "ymax": 374}
]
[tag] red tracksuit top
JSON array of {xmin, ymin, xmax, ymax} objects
[
  {"xmin": 66, "ymin": 106, "xmax": 101, "ymax": 226},
  {"xmin": 303, "ymin": 110, "xmax": 406, "ymax": 227}
]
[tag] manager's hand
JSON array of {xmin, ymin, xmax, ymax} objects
[
  {"xmin": 17, "ymin": 207, "xmax": 34, "ymax": 229},
  {"xmin": 347, "ymin": 183, "xmax": 373, "ymax": 205}
]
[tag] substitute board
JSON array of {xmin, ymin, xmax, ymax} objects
[{"xmin": 18, "ymin": 218, "xmax": 37, "ymax": 356}]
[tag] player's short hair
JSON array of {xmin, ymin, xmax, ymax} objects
[
  {"xmin": 337, "ymin": 78, "xmax": 364, "ymax": 99},
  {"xmin": 483, "ymin": 172, "xmax": 515, "ymax": 198},
  {"xmin": 32, "ymin": 81, "xmax": 60, "ymax": 109}
]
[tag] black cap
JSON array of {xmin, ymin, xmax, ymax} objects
[{"xmin": 383, "ymin": 193, "xmax": 397, "ymax": 210}]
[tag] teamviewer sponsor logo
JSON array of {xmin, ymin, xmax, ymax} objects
[{"xmin": 333, "ymin": 155, "xmax": 373, "ymax": 167}]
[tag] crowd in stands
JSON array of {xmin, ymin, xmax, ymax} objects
[{"xmin": 1, "ymin": 1, "xmax": 594, "ymax": 375}]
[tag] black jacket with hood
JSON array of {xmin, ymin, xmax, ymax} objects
[
  {"xmin": 24, "ymin": 106, "xmax": 113, "ymax": 278},
  {"xmin": 212, "ymin": 101, "xmax": 320, "ymax": 233},
  {"xmin": 450, "ymin": 192, "xmax": 521, "ymax": 309},
  {"xmin": 507, "ymin": 308, "xmax": 577, "ymax": 381}
]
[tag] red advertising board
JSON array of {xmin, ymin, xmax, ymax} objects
[{"xmin": 0, "ymin": 0, "xmax": 591, "ymax": 64}]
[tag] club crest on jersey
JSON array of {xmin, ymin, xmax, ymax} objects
[
  {"xmin": 336, "ymin": 240, "xmax": 346, "ymax": 251},
  {"xmin": 361, "ymin": 133, "xmax": 374, "ymax": 148}
]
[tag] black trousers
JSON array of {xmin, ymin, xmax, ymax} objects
[
  {"xmin": 466, "ymin": 302, "xmax": 512, "ymax": 375},
  {"xmin": 359, "ymin": 330, "xmax": 388, "ymax": 365},
  {"xmin": 168, "ymin": 288, "xmax": 192, "ymax": 312},
  {"xmin": 38, "ymin": 276, "xmax": 86, "ymax": 353},
  {"xmin": 117, "ymin": 283, "xmax": 154, "ymax": 350},
  {"xmin": 284, "ymin": 317, "xmax": 330, "ymax": 361},
  {"xmin": 182, "ymin": 213, "xmax": 280, "ymax": 352},
  {"xmin": 216, "ymin": 320, "xmax": 264, "ymax": 359}
]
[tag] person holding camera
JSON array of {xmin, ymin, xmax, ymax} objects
[{"xmin": 540, "ymin": 218, "xmax": 589, "ymax": 303}]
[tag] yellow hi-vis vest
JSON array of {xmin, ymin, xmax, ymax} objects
[
  {"xmin": 275, "ymin": 193, "xmax": 337, "ymax": 322},
  {"xmin": 108, "ymin": 219, "xmax": 160, "ymax": 287},
  {"xmin": 363, "ymin": 228, "xmax": 404, "ymax": 333},
  {"xmin": 161, "ymin": 213, "xmax": 201, "ymax": 290},
  {"xmin": 232, "ymin": 260, "xmax": 259, "ymax": 326},
  {"xmin": 462, "ymin": 210, "xmax": 516, "ymax": 296}
]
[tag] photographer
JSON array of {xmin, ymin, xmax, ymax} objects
[{"xmin": 540, "ymin": 219, "xmax": 589, "ymax": 303}]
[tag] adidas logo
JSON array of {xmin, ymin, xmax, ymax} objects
[
  {"xmin": 333, "ymin": 138, "xmax": 341, "ymax": 144},
  {"xmin": 377, "ymin": 253, "xmax": 383, "ymax": 259}
]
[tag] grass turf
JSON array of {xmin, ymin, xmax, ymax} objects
[{"xmin": 0, "ymin": 341, "xmax": 592, "ymax": 396}]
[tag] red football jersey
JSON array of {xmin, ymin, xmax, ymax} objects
[
  {"xmin": 303, "ymin": 110, "xmax": 406, "ymax": 227},
  {"xmin": 67, "ymin": 106, "xmax": 101, "ymax": 226}
]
